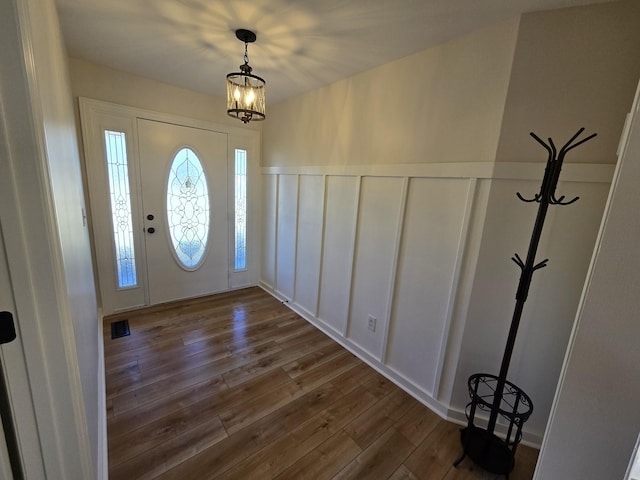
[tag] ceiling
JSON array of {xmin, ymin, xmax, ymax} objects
[{"xmin": 56, "ymin": 0, "xmax": 613, "ymax": 105}]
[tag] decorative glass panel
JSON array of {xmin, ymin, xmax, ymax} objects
[
  {"xmin": 104, "ymin": 130, "xmax": 137, "ymax": 288},
  {"xmin": 167, "ymin": 148, "xmax": 209, "ymax": 269},
  {"xmin": 234, "ymin": 149, "xmax": 247, "ymax": 270}
]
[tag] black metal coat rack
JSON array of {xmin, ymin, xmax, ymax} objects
[{"xmin": 453, "ymin": 128, "xmax": 597, "ymax": 478}]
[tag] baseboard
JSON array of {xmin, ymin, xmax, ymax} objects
[
  {"xmin": 447, "ymin": 406, "xmax": 543, "ymax": 448},
  {"xmin": 258, "ymin": 284, "xmax": 449, "ymax": 418},
  {"xmin": 259, "ymin": 283, "xmax": 543, "ymax": 450},
  {"xmin": 96, "ymin": 308, "xmax": 108, "ymax": 480}
]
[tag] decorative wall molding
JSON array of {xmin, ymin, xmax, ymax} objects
[
  {"xmin": 263, "ymin": 161, "xmax": 614, "ymax": 183},
  {"xmin": 260, "ymin": 160, "xmax": 613, "ymax": 449}
]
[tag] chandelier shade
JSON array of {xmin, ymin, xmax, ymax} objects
[{"xmin": 226, "ymin": 29, "xmax": 266, "ymax": 124}]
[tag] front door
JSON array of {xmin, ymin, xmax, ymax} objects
[
  {"xmin": 137, "ymin": 119, "xmax": 229, "ymax": 305},
  {"xmin": 81, "ymin": 99, "xmax": 259, "ymax": 315}
]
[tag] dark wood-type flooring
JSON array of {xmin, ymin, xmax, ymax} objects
[{"xmin": 104, "ymin": 287, "xmax": 538, "ymax": 479}]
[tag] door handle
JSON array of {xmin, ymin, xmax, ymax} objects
[
  {"xmin": 0, "ymin": 312, "xmax": 16, "ymax": 344},
  {"xmin": 147, "ymin": 227, "xmax": 155, "ymax": 234},
  {"xmin": 147, "ymin": 214, "xmax": 154, "ymax": 221}
]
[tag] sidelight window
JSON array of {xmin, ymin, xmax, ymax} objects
[
  {"xmin": 104, "ymin": 130, "xmax": 137, "ymax": 288},
  {"xmin": 234, "ymin": 149, "xmax": 247, "ymax": 270}
]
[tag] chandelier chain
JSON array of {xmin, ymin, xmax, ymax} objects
[{"xmin": 244, "ymin": 42, "xmax": 249, "ymax": 66}]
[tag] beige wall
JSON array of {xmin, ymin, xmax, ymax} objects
[
  {"xmin": 1, "ymin": 0, "xmax": 98, "ymax": 477},
  {"xmin": 264, "ymin": 17, "xmax": 520, "ymax": 167},
  {"xmin": 534, "ymin": 81, "xmax": 640, "ymax": 480},
  {"xmin": 68, "ymin": 57, "xmax": 261, "ymax": 132},
  {"xmin": 495, "ymin": 0, "xmax": 640, "ymax": 164}
]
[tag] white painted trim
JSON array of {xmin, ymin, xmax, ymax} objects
[
  {"xmin": 432, "ymin": 178, "xmax": 478, "ymax": 398},
  {"xmin": 261, "ymin": 160, "xmax": 613, "ymax": 451},
  {"xmin": 446, "ymin": 405, "xmax": 543, "ymax": 448},
  {"xmin": 273, "ymin": 175, "xmax": 280, "ymax": 296},
  {"xmin": 263, "ymin": 161, "xmax": 614, "ymax": 183},
  {"xmin": 79, "ymin": 97, "xmax": 255, "ymax": 138},
  {"xmin": 263, "ymin": 162, "xmax": 495, "ymax": 178},
  {"xmin": 344, "ymin": 176, "xmax": 363, "ymax": 338},
  {"xmin": 96, "ymin": 308, "xmax": 108, "ymax": 480},
  {"xmin": 79, "ymin": 98, "xmax": 261, "ymax": 314},
  {"xmin": 314, "ymin": 175, "xmax": 329, "ymax": 318},
  {"xmin": 3, "ymin": 0, "xmax": 94, "ymax": 477},
  {"xmin": 291, "ymin": 175, "xmax": 301, "ymax": 304},
  {"xmin": 380, "ymin": 177, "xmax": 409, "ymax": 364}
]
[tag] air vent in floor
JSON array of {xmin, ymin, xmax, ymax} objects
[{"xmin": 110, "ymin": 319, "xmax": 130, "ymax": 339}]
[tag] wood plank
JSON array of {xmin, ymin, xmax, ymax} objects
[
  {"xmin": 109, "ymin": 416, "xmax": 228, "ymax": 480},
  {"xmin": 219, "ymin": 378, "xmax": 304, "ymax": 434},
  {"xmin": 218, "ymin": 385, "xmax": 378, "ymax": 479},
  {"xmin": 388, "ymin": 465, "xmax": 420, "ymax": 480},
  {"xmin": 404, "ymin": 420, "xmax": 461, "ymax": 479},
  {"xmin": 108, "ymin": 375, "xmax": 229, "ymax": 439},
  {"xmin": 395, "ymin": 401, "xmax": 442, "ymax": 446},
  {"xmin": 293, "ymin": 351, "xmax": 361, "ymax": 393},
  {"xmin": 155, "ymin": 382, "xmax": 346, "ymax": 480},
  {"xmin": 274, "ymin": 431, "xmax": 362, "ymax": 480},
  {"xmin": 344, "ymin": 387, "xmax": 416, "ymax": 449},
  {"xmin": 110, "ymin": 340, "xmax": 283, "ymax": 411},
  {"xmin": 332, "ymin": 427, "xmax": 415, "ymax": 480},
  {"xmin": 104, "ymin": 288, "xmax": 538, "ymax": 480}
]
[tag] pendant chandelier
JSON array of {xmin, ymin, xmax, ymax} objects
[{"xmin": 226, "ymin": 29, "xmax": 266, "ymax": 124}]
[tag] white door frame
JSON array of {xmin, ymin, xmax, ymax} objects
[{"xmin": 79, "ymin": 98, "xmax": 262, "ymax": 315}]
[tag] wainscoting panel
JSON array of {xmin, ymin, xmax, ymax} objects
[
  {"xmin": 385, "ymin": 177, "xmax": 471, "ymax": 395},
  {"xmin": 260, "ymin": 162, "xmax": 614, "ymax": 446},
  {"xmin": 261, "ymin": 174, "xmax": 277, "ymax": 289},
  {"xmin": 450, "ymin": 177, "xmax": 611, "ymax": 440},
  {"xmin": 275, "ymin": 174, "xmax": 298, "ymax": 300},
  {"xmin": 347, "ymin": 176, "xmax": 405, "ymax": 360},
  {"xmin": 293, "ymin": 175, "xmax": 325, "ymax": 316},
  {"xmin": 317, "ymin": 175, "xmax": 360, "ymax": 334}
]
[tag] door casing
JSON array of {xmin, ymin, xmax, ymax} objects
[{"xmin": 79, "ymin": 98, "xmax": 262, "ymax": 315}]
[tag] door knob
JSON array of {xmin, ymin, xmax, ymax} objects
[
  {"xmin": 147, "ymin": 214, "xmax": 154, "ymax": 221},
  {"xmin": 147, "ymin": 227, "xmax": 155, "ymax": 234},
  {"xmin": 0, "ymin": 312, "xmax": 16, "ymax": 344}
]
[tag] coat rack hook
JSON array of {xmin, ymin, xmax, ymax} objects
[
  {"xmin": 565, "ymin": 132, "xmax": 598, "ymax": 154},
  {"xmin": 533, "ymin": 258, "xmax": 549, "ymax": 271},
  {"xmin": 516, "ymin": 192, "xmax": 540, "ymax": 203},
  {"xmin": 511, "ymin": 253, "xmax": 525, "ymax": 270},
  {"xmin": 560, "ymin": 127, "xmax": 585, "ymax": 153}
]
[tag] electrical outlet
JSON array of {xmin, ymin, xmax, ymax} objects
[{"xmin": 368, "ymin": 315, "xmax": 376, "ymax": 332}]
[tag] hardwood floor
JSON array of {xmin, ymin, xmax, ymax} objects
[{"xmin": 104, "ymin": 287, "xmax": 538, "ymax": 479}]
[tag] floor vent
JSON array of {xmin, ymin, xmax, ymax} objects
[{"xmin": 110, "ymin": 319, "xmax": 130, "ymax": 339}]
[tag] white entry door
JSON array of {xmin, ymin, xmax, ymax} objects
[
  {"xmin": 137, "ymin": 119, "xmax": 229, "ymax": 306},
  {"xmin": 81, "ymin": 99, "xmax": 260, "ymax": 315}
]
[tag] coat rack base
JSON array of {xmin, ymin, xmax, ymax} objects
[
  {"xmin": 457, "ymin": 426, "xmax": 515, "ymax": 475},
  {"xmin": 454, "ymin": 373, "xmax": 533, "ymax": 478}
]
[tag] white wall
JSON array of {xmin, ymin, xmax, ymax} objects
[
  {"xmin": 0, "ymin": 0, "xmax": 98, "ymax": 477},
  {"xmin": 68, "ymin": 57, "xmax": 261, "ymax": 131},
  {"xmin": 260, "ymin": 163, "xmax": 611, "ymax": 440},
  {"xmin": 450, "ymin": 173, "xmax": 609, "ymax": 440},
  {"xmin": 261, "ymin": 1, "xmax": 640, "ymax": 446},
  {"xmin": 534, "ymin": 84, "xmax": 640, "ymax": 480},
  {"xmin": 264, "ymin": 17, "xmax": 520, "ymax": 167}
]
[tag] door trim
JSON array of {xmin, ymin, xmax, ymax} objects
[{"xmin": 79, "ymin": 98, "xmax": 262, "ymax": 315}]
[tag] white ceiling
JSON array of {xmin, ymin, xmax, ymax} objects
[{"xmin": 56, "ymin": 0, "xmax": 613, "ymax": 105}]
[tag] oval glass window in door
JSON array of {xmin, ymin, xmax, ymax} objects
[{"xmin": 166, "ymin": 147, "xmax": 210, "ymax": 269}]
